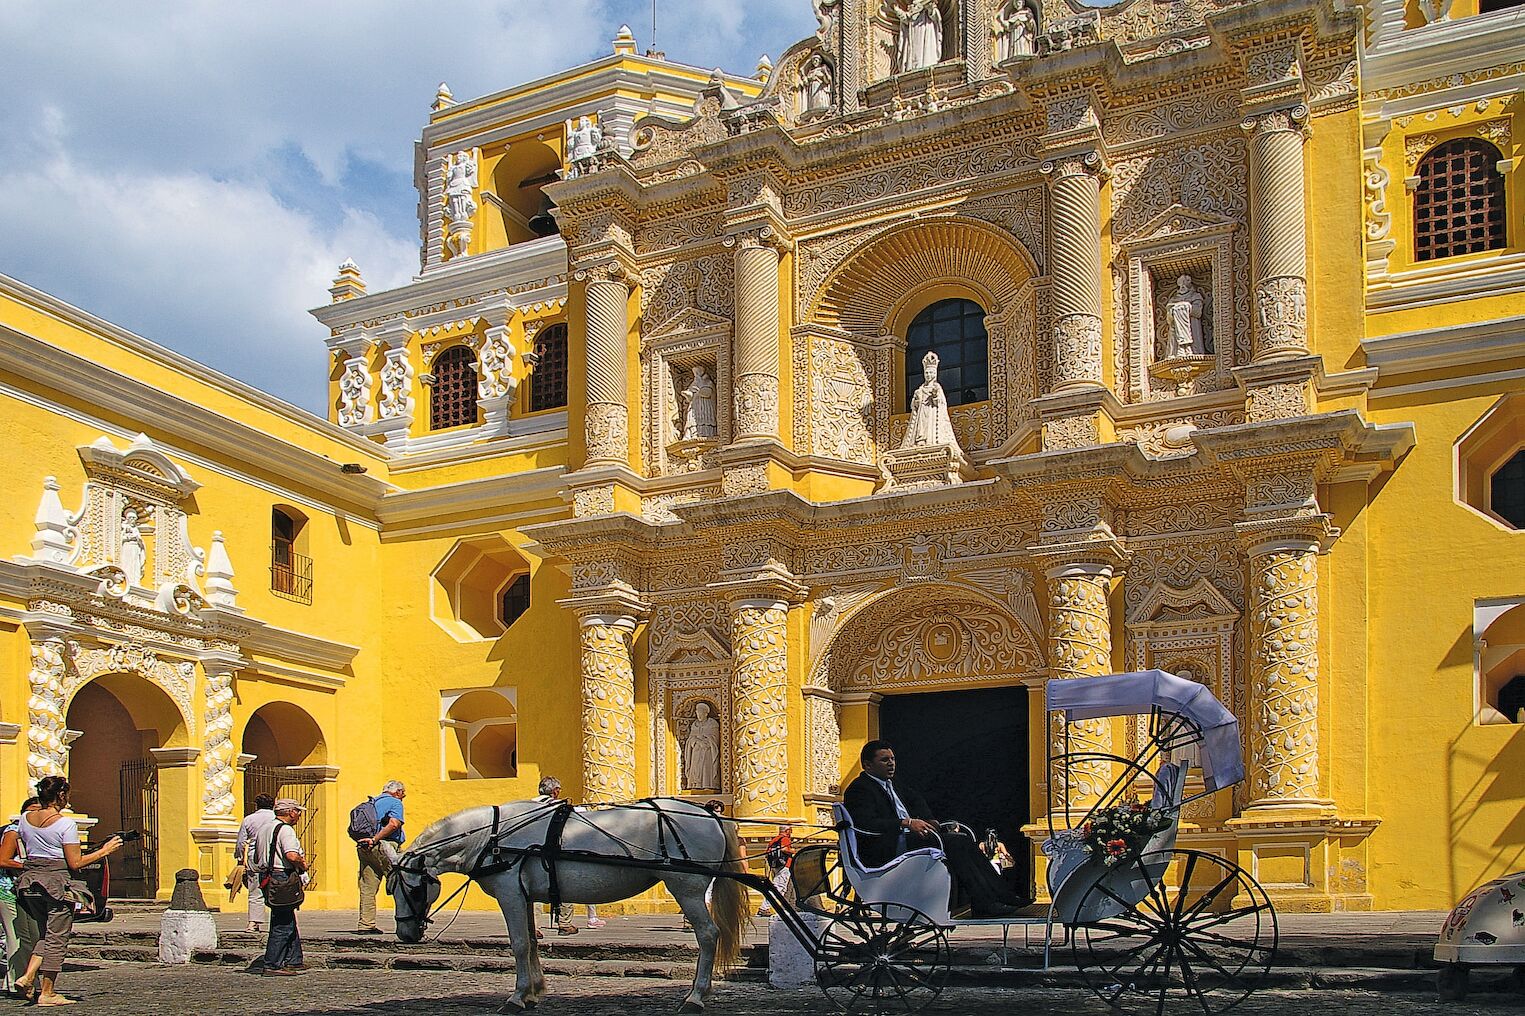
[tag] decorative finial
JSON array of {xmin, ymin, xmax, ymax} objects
[
  {"xmin": 432, "ymin": 82, "xmax": 455, "ymax": 112},
  {"xmin": 756, "ymin": 54, "xmax": 773, "ymax": 82},
  {"xmin": 329, "ymin": 259, "xmax": 366, "ymax": 303},
  {"xmin": 613, "ymin": 24, "xmax": 637, "ymax": 55}
]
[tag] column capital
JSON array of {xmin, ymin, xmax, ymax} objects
[
  {"xmin": 572, "ymin": 258, "xmax": 640, "ymax": 289},
  {"xmin": 1234, "ymin": 515, "xmax": 1332, "ymax": 557},
  {"xmin": 558, "ymin": 589, "xmax": 649, "ymax": 624},
  {"xmin": 1031, "ymin": 537, "xmax": 1129, "ymax": 580},
  {"xmin": 709, "ymin": 569, "xmax": 808, "ymax": 609},
  {"xmin": 1240, "ymin": 103, "xmax": 1311, "ymax": 142},
  {"xmin": 724, "ymin": 223, "xmax": 792, "ymax": 254},
  {"xmin": 1040, "ymin": 148, "xmax": 1108, "ymax": 183}
]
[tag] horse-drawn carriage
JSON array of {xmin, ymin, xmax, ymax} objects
[{"xmin": 389, "ymin": 669, "xmax": 1277, "ymax": 1013}]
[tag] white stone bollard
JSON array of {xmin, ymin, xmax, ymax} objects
[
  {"xmin": 158, "ymin": 910, "xmax": 218, "ymax": 964},
  {"xmin": 767, "ymin": 912, "xmax": 826, "ymax": 989}
]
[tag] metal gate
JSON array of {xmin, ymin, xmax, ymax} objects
[
  {"xmin": 117, "ymin": 758, "xmax": 159, "ymax": 899},
  {"xmin": 243, "ymin": 765, "xmax": 323, "ymax": 883}
]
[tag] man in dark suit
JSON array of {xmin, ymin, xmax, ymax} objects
[{"xmin": 843, "ymin": 739, "xmax": 1025, "ymax": 917}]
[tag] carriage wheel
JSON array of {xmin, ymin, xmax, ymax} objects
[
  {"xmin": 814, "ymin": 902, "xmax": 950, "ymax": 1014},
  {"xmin": 1072, "ymin": 848, "xmax": 1277, "ymax": 1015}
]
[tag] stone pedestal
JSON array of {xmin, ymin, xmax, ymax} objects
[
  {"xmin": 158, "ymin": 911, "xmax": 218, "ymax": 963},
  {"xmin": 880, "ymin": 443, "xmax": 974, "ymax": 491},
  {"xmin": 767, "ymin": 912, "xmax": 826, "ymax": 988}
]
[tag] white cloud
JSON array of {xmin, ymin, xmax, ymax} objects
[
  {"xmin": 0, "ymin": 146, "xmax": 417, "ymax": 412},
  {"xmin": 0, "ymin": 2, "xmax": 817, "ymax": 412}
]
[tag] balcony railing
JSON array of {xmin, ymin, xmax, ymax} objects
[{"xmin": 270, "ymin": 546, "xmax": 313, "ymax": 604}]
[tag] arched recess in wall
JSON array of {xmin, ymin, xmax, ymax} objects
[
  {"xmin": 807, "ymin": 216, "xmax": 1041, "ymax": 454},
  {"xmin": 490, "ymin": 141, "xmax": 563, "ymax": 245},
  {"xmin": 241, "ymin": 702, "xmax": 328, "ymax": 858},
  {"xmin": 65, "ymin": 672, "xmax": 189, "ymax": 899},
  {"xmin": 441, "ymin": 688, "xmax": 518, "ymax": 780}
]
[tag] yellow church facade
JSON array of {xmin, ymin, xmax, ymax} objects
[{"xmin": 2, "ymin": 0, "xmax": 1523, "ymax": 913}]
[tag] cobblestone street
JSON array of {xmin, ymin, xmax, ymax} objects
[{"xmin": 37, "ymin": 964, "xmax": 1524, "ymax": 1015}]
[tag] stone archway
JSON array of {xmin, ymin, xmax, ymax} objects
[
  {"xmin": 802, "ymin": 580, "xmax": 1046, "ymax": 814},
  {"xmin": 240, "ymin": 702, "xmax": 330, "ymax": 871},
  {"xmin": 63, "ymin": 670, "xmax": 190, "ymax": 899}
]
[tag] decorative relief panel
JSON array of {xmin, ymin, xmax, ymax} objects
[
  {"xmin": 640, "ymin": 248, "xmax": 734, "ymax": 333},
  {"xmin": 642, "ymin": 308, "xmax": 731, "ymax": 478},
  {"xmin": 831, "ymin": 600, "xmax": 1045, "ymax": 691},
  {"xmin": 808, "ymin": 333, "xmax": 878, "ymax": 463}
]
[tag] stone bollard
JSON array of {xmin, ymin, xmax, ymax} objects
[
  {"xmin": 158, "ymin": 868, "xmax": 218, "ymax": 964},
  {"xmin": 767, "ymin": 912, "xmax": 826, "ymax": 989}
]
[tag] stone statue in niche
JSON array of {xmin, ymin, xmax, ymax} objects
[
  {"xmin": 995, "ymin": 1, "xmax": 1037, "ymax": 61},
  {"xmin": 902, "ymin": 351, "xmax": 963, "ymax": 453},
  {"xmin": 1160, "ymin": 274, "xmax": 1207, "ymax": 359},
  {"xmin": 443, "ymin": 150, "xmax": 478, "ymax": 256},
  {"xmin": 800, "ymin": 54, "xmax": 834, "ymax": 113},
  {"xmin": 892, "ymin": 0, "xmax": 943, "ymax": 73},
  {"xmin": 118, "ymin": 507, "xmax": 147, "ymax": 587},
  {"xmin": 681, "ymin": 701, "xmax": 722, "ymax": 793},
  {"xmin": 679, "ymin": 365, "xmax": 718, "ymax": 442}
]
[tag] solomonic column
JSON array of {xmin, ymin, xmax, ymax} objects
[
  {"xmin": 574, "ymin": 611, "xmax": 641, "ymax": 804},
  {"xmin": 578, "ymin": 263, "xmax": 634, "ymax": 466},
  {"xmin": 1043, "ymin": 559, "xmax": 1118, "ymax": 809},
  {"xmin": 1236, "ymin": 519, "xmax": 1331, "ymax": 812},
  {"xmin": 728, "ymin": 227, "xmax": 786, "ymax": 441},
  {"xmin": 1244, "ymin": 105, "xmax": 1312, "ymax": 362},
  {"xmin": 726, "ymin": 596, "xmax": 791, "ymax": 818},
  {"xmin": 1040, "ymin": 152, "xmax": 1106, "ymax": 393}
]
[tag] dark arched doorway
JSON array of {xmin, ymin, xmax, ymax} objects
[{"xmin": 241, "ymin": 703, "xmax": 327, "ymax": 865}]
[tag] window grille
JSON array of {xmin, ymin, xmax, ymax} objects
[
  {"xmin": 1414, "ymin": 139, "xmax": 1507, "ymax": 262},
  {"xmin": 530, "ymin": 324, "xmax": 568, "ymax": 412},
  {"xmin": 904, "ymin": 298, "xmax": 989, "ymax": 411},
  {"xmin": 499, "ymin": 573, "xmax": 531, "ymax": 627},
  {"xmin": 430, "ymin": 345, "xmax": 479, "ymax": 430}
]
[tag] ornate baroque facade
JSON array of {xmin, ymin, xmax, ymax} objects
[{"xmin": 2, "ymin": 0, "xmax": 1523, "ymax": 911}]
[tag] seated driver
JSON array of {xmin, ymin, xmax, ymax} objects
[{"xmin": 843, "ymin": 739, "xmax": 1025, "ymax": 918}]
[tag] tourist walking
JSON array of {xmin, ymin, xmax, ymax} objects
[
  {"xmin": 258, "ymin": 798, "xmax": 308, "ymax": 976},
  {"xmin": 0, "ymin": 799, "xmax": 41, "ymax": 991},
  {"xmin": 534, "ymin": 778, "xmax": 604, "ymax": 933},
  {"xmin": 233, "ymin": 793, "xmax": 277, "ymax": 934},
  {"xmin": 12, "ymin": 777, "xmax": 124, "ymax": 1005},
  {"xmin": 354, "ymin": 780, "xmax": 406, "ymax": 934}
]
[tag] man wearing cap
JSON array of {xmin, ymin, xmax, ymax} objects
[{"xmin": 259, "ymin": 799, "xmax": 308, "ymax": 975}]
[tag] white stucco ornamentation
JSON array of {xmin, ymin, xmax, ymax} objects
[
  {"xmin": 476, "ymin": 327, "xmax": 516, "ymax": 403},
  {"xmin": 578, "ymin": 614, "xmax": 639, "ymax": 803},
  {"xmin": 201, "ymin": 666, "xmax": 237, "ymax": 820},
  {"xmin": 443, "ymin": 149, "xmax": 479, "ymax": 258},
  {"xmin": 338, "ymin": 356, "xmax": 372, "ymax": 427},
  {"xmin": 378, "ymin": 347, "xmax": 416, "ymax": 421},
  {"xmin": 27, "ymin": 640, "xmax": 70, "ymax": 781},
  {"xmin": 729, "ymin": 600, "xmax": 790, "ymax": 817},
  {"xmin": 1046, "ymin": 563, "xmax": 1115, "ymax": 808}
]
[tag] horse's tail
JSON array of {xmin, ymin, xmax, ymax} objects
[{"xmin": 711, "ymin": 821, "xmax": 754, "ymax": 971}]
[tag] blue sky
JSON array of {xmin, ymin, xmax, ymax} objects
[{"xmin": 0, "ymin": 2, "xmax": 817, "ymax": 414}]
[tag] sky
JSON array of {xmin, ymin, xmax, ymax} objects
[{"xmin": 0, "ymin": 2, "xmax": 817, "ymax": 415}]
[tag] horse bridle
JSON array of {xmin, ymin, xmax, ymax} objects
[{"xmin": 387, "ymin": 856, "xmax": 442, "ymax": 929}]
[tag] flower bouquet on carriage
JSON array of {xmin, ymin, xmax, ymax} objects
[{"xmin": 1079, "ymin": 801, "xmax": 1172, "ymax": 867}]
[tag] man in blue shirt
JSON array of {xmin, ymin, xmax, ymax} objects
[{"xmin": 355, "ymin": 781, "xmax": 406, "ymax": 934}]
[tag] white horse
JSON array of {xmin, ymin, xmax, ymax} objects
[{"xmin": 389, "ymin": 798, "xmax": 753, "ymax": 1012}]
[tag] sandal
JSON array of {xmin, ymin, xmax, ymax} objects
[{"xmin": 37, "ymin": 995, "xmax": 77, "ymax": 1007}]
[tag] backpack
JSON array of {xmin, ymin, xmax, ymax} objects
[{"xmin": 347, "ymin": 797, "xmax": 380, "ymax": 842}]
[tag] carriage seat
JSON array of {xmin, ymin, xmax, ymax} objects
[{"xmin": 831, "ymin": 803, "xmax": 952, "ymax": 925}]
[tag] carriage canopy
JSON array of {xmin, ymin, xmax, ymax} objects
[{"xmin": 1045, "ymin": 670, "xmax": 1245, "ymax": 792}]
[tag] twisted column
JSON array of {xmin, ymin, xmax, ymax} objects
[
  {"xmin": 730, "ymin": 230, "xmax": 784, "ymax": 440},
  {"xmin": 201, "ymin": 665, "xmax": 237, "ymax": 823},
  {"xmin": 581, "ymin": 268, "xmax": 632, "ymax": 465},
  {"xmin": 727, "ymin": 597, "xmax": 791, "ymax": 818},
  {"xmin": 576, "ymin": 612, "xmax": 640, "ymax": 803},
  {"xmin": 1244, "ymin": 106, "xmax": 1311, "ymax": 361},
  {"xmin": 27, "ymin": 639, "xmax": 69, "ymax": 781},
  {"xmin": 1045, "ymin": 561, "xmax": 1114, "ymax": 809},
  {"xmin": 1241, "ymin": 533, "xmax": 1324, "ymax": 810},
  {"xmin": 1042, "ymin": 153, "xmax": 1106, "ymax": 393}
]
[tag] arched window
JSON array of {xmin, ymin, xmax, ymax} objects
[
  {"xmin": 1491, "ymin": 449, "xmax": 1525, "ymax": 530},
  {"xmin": 270, "ymin": 507, "xmax": 311, "ymax": 603},
  {"xmin": 904, "ymin": 298, "xmax": 989, "ymax": 411},
  {"xmin": 430, "ymin": 345, "xmax": 479, "ymax": 430},
  {"xmin": 1414, "ymin": 138, "xmax": 1507, "ymax": 262},
  {"xmin": 529, "ymin": 324, "xmax": 568, "ymax": 413}
]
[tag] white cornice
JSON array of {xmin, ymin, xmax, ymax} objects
[
  {"xmin": 310, "ymin": 236, "xmax": 569, "ymax": 332},
  {"xmin": 0, "ymin": 273, "xmax": 376, "ymax": 458},
  {"xmin": 1363, "ymin": 315, "xmax": 1525, "ymax": 378},
  {"xmin": 1363, "ymin": 8, "xmax": 1525, "ymax": 100},
  {"xmin": 1367, "ymin": 252, "xmax": 1525, "ymax": 313},
  {"xmin": 0, "ymin": 326, "xmax": 394, "ymax": 519},
  {"xmin": 242, "ymin": 623, "xmax": 359, "ymax": 674},
  {"xmin": 377, "ymin": 467, "xmax": 568, "ymax": 530}
]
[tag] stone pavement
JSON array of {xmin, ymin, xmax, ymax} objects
[{"xmin": 30, "ymin": 964, "xmax": 1525, "ymax": 1015}]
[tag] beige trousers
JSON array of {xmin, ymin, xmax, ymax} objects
[{"xmin": 357, "ymin": 840, "xmax": 399, "ymax": 931}]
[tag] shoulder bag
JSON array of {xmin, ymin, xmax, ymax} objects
[{"xmin": 259, "ymin": 825, "xmax": 306, "ymax": 909}]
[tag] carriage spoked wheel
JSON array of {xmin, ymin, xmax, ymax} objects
[
  {"xmin": 814, "ymin": 902, "xmax": 951, "ymax": 1014},
  {"xmin": 1072, "ymin": 848, "xmax": 1278, "ymax": 1014}
]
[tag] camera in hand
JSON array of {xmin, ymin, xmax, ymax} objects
[{"xmin": 111, "ymin": 830, "xmax": 142, "ymax": 843}]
